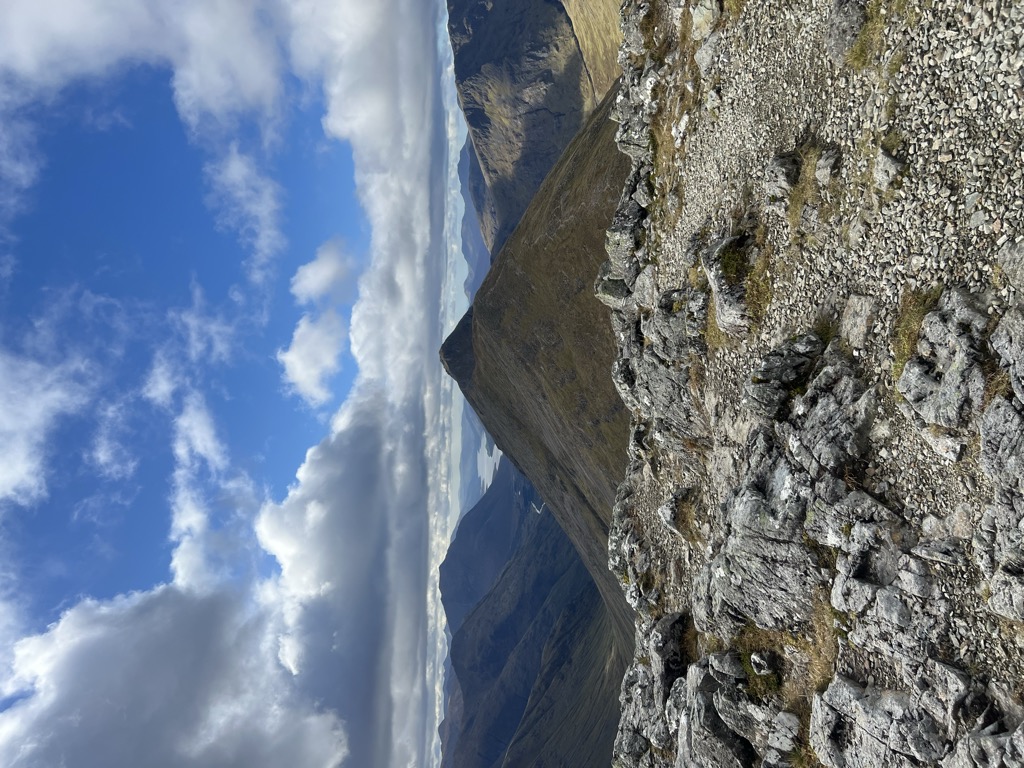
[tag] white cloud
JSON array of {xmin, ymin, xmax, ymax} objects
[
  {"xmin": 0, "ymin": 0, "xmax": 281, "ymax": 127},
  {"xmin": 167, "ymin": 391, "xmax": 230, "ymax": 589},
  {"xmin": 0, "ymin": 1, "xmax": 461, "ymax": 767},
  {"xmin": 0, "ymin": 113, "xmax": 40, "ymax": 223},
  {"xmin": 277, "ymin": 310, "xmax": 346, "ymax": 407},
  {"xmin": 256, "ymin": 387, "xmax": 429, "ymax": 768},
  {"xmin": 143, "ymin": 350, "xmax": 180, "ymax": 408},
  {"xmin": 290, "ymin": 239, "xmax": 354, "ymax": 306},
  {"xmin": 173, "ymin": 391, "xmax": 227, "ymax": 474},
  {"xmin": 0, "ymin": 350, "xmax": 90, "ymax": 506},
  {"xmin": 171, "ymin": 284, "xmax": 234, "ymax": 365},
  {"xmin": 88, "ymin": 400, "xmax": 138, "ymax": 481},
  {"xmin": 0, "ymin": 587, "xmax": 347, "ymax": 768},
  {"xmin": 205, "ymin": 145, "xmax": 285, "ymax": 284}
]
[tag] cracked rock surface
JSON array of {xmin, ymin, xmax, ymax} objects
[{"xmin": 600, "ymin": 0, "xmax": 1024, "ymax": 764}]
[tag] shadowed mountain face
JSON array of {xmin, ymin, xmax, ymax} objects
[
  {"xmin": 439, "ymin": 459, "xmax": 628, "ymax": 768},
  {"xmin": 439, "ymin": 459, "xmax": 536, "ymax": 637},
  {"xmin": 441, "ymin": 87, "xmax": 634, "ymax": 651},
  {"xmin": 447, "ymin": 0, "xmax": 621, "ymax": 254}
]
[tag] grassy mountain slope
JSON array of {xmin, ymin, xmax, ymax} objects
[{"xmin": 441, "ymin": 86, "xmax": 634, "ymax": 651}]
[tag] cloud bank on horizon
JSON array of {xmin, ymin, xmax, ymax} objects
[{"xmin": 0, "ymin": 1, "xmax": 472, "ymax": 766}]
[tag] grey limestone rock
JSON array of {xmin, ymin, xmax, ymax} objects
[
  {"xmin": 841, "ymin": 293, "xmax": 877, "ymax": 350},
  {"xmin": 650, "ymin": 613, "xmax": 694, "ymax": 706},
  {"xmin": 980, "ymin": 396, "xmax": 1024, "ymax": 494},
  {"xmin": 998, "ymin": 240, "xmax": 1024, "ymax": 292},
  {"xmin": 702, "ymin": 237, "xmax": 753, "ymax": 337},
  {"xmin": 690, "ymin": 0, "xmax": 721, "ymax": 40},
  {"xmin": 606, "ymin": 198, "xmax": 645, "ymax": 284},
  {"xmin": 694, "ymin": 31, "xmax": 721, "ymax": 79},
  {"xmin": 816, "ymin": 146, "xmax": 842, "ymax": 186},
  {"xmin": 675, "ymin": 661, "xmax": 760, "ymax": 768},
  {"xmin": 811, "ymin": 677, "xmax": 950, "ymax": 767},
  {"xmin": 826, "ymin": 0, "xmax": 866, "ymax": 65},
  {"xmin": 991, "ymin": 306, "xmax": 1024, "ymax": 403},
  {"xmin": 596, "ymin": 261, "xmax": 633, "ymax": 310},
  {"xmin": 897, "ymin": 288, "xmax": 988, "ymax": 431},
  {"xmin": 874, "ymin": 149, "xmax": 905, "ymax": 191},
  {"xmin": 785, "ymin": 347, "xmax": 877, "ymax": 476},
  {"xmin": 742, "ymin": 333, "xmax": 824, "ymax": 419},
  {"xmin": 764, "ymin": 152, "xmax": 800, "ymax": 210},
  {"xmin": 987, "ymin": 570, "xmax": 1024, "ymax": 622}
]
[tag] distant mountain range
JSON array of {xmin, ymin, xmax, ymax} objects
[
  {"xmin": 439, "ymin": 459, "xmax": 627, "ymax": 767},
  {"xmin": 447, "ymin": 0, "xmax": 621, "ymax": 254},
  {"xmin": 438, "ymin": 0, "xmax": 630, "ymax": 765}
]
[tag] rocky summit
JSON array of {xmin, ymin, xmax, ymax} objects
[{"xmin": 601, "ymin": 0, "xmax": 1024, "ymax": 764}]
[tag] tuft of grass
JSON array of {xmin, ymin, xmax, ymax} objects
[
  {"xmin": 886, "ymin": 49, "xmax": 908, "ymax": 79},
  {"xmin": 981, "ymin": 355, "xmax": 1012, "ymax": 407},
  {"xmin": 638, "ymin": 4, "xmax": 671, "ymax": 64},
  {"xmin": 745, "ymin": 247, "xmax": 773, "ymax": 327},
  {"xmin": 806, "ymin": 594, "xmax": 842, "ymax": 693},
  {"xmin": 892, "ymin": 284, "xmax": 943, "ymax": 382},
  {"xmin": 734, "ymin": 626, "xmax": 784, "ymax": 702},
  {"xmin": 881, "ymin": 129, "xmax": 904, "ymax": 155},
  {"xmin": 688, "ymin": 263, "xmax": 707, "ymax": 290},
  {"xmin": 704, "ymin": 297, "xmax": 734, "ymax": 350},
  {"xmin": 730, "ymin": 592, "xmax": 840, "ymax": 708},
  {"xmin": 846, "ymin": 0, "xmax": 886, "ymax": 70},
  {"xmin": 804, "ymin": 533, "xmax": 840, "ymax": 572},
  {"xmin": 723, "ymin": 0, "xmax": 748, "ymax": 23},
  {"xmin": 676, "ymin": 494, "xmax": 704, "ymax": 545},
  {"xmin": 719, "ymin": 241, "xmax": 751, "ymax": 286},
  {"xmin": 790, "ymin": 743, "xmax": 826, "ymax": 768},
  {"xmin": 812, "ymin": 313, "xmax": 839, "ymax": 346},
  {"xmin": 788, "ymin": 146, "xmax": 823, "ymax": 234}
]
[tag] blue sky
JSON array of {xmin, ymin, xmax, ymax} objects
[{"xmin": 0, "ymin": 1, "xmax": 483, "ymax": 766}]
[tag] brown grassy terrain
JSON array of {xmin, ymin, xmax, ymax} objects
[{"xmin": 442, "ymin": 87, "xmax": 635, "ymax": 651}]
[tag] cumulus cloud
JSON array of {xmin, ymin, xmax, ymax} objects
[
  {"xmin": 0, "ymin": 382, "xmax": 347, "ymax": 768},
  {"xmin": 290, "ymin": 239, "xmax": 354, "ymax": 306},
  {"xmin": 0, "ymin": 349, "xmax": 90, "ymax": 506},
  {"xmin": 0, "ymin": 0, "xmax": 281, "ymax": 127},
  {"xmin": 277, "ymin": 310, "xmax": 346, "ymax": 407},
  {"xmin": 257, "ymin": 386, "xmax": 429, "ymax": 768},
  {"xmin": 0, "ymin": 587, "xmax": 347, "ymax": 768}
]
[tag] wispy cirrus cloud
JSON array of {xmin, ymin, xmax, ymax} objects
[
  {"xmin": 0, "ymin": 349, "xmax": 91, "ymax": 507},
  {"xmin": 171, "ymin": 284, "xmax": 235, "ymax": 365},
  {"xmin": 87, "ymin": 399, "xmax": 138, "ymax": 481},
  {"xmin": 204, "ymin": 145, "xmax": 285, "ymax": 284}
]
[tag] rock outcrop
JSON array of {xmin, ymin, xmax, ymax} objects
[{"xmin": 599, "ymin": 0, "xmax": 1024, "ymax": 763}]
